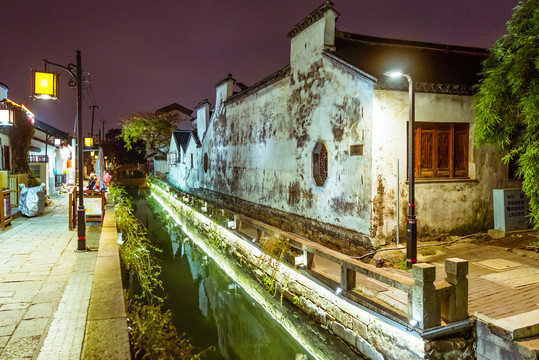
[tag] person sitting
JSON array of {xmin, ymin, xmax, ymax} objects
[{"xmin": 87, "ymin": 173, "xmax": 97, "ymax": 190}]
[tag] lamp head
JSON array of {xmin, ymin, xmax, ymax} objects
[{"xmin": 383, "ymin": 71, "xmax": 404, "ymax": 78}]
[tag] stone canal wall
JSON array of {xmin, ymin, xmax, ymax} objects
[
  {"xmin": 195, "ymin": 187, "xmax": 373, "ymax": 256},
  {"xmin": 151, "ymin": 182, "xmax": 433, "ymax": 359}
]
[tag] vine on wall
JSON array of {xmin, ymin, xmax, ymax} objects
[{"xmin": 8, "ymin": 107, "xmax": 34, "ymax": 175}]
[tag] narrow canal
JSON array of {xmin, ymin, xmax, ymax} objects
[{"xmin": 131, "ymin": 190, "xmax": 316, "ymax": 360}]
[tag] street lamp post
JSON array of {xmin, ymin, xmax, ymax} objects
[
  {"xmin": 35, "ymin": 51, "xmax": 86, "ymax": 251},
  {"xmin": 384, "ymin": 71, "xmax": 417, "ymax": 268}
]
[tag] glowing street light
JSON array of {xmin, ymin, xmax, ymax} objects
[
  {"xmin": 34, "ymin": 51, "xmax": 86, "ymax": 251},
  {"xmin": 33, "ymin": 70, "xmax": 58, "ymax": 100},
  {"xmin": 383, "ymin": 70, "xmax": 417, "ymax": 268}
]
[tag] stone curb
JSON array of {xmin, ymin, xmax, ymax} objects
[{"xmin": 81, "ymin": 207, "xmax": 131, "ymax": 359}]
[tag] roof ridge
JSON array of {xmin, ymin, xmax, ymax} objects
[{"xmin": 335, "ymin": 30, "xmax": 489, "ymax": 56}]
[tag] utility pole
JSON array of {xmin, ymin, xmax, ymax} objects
[
  {"xmin": 89, "ymin": 105, "xmax": 99, "ymax": 138},
  {"xmin": 101, "ymin": 119, "xmax": 107, "ymax": 144}
]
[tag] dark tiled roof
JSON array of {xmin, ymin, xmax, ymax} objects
[
  {"xmin": 172, "ymin": 130, "xmax": 191, "ymax": 153},
  {"xmin": 34, "ymin": 118, "xmax": 69, "ymax": 139},
  {"xmin": 329, "ymin": 31, "xmax": 489, "ymax": 94},
  {"xmin": 226, "ymin": 66, "xmax": 290, "ymax": 104},
  {"xmin": 156, "ymin": 102, "xmax": 193, "ymax": 116}
]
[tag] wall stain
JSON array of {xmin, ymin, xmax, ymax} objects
[
  {"xmin": 287, "ymin": 60, "xmax": 325, "ymax": 149},
  {"xmin": 288, "ymin": 180, "xmax": 301, "ymax": 207},
  {"xmin": 371, "ymin": 174, "xmax": 385, "ymax": 238}
]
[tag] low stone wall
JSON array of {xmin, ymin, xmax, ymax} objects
[
  {"xmin": 195, "ymin": 187, "xmax": 373, "ymax": 256},
  {"xmin": 82, "ymin": 208, "xmax": 131, "ymax": 359}
]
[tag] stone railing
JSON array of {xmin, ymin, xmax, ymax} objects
[{"xmin": 230, "ymin": 212, "xmax": 469, "ymax": 331}]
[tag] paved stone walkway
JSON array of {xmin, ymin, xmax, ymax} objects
[
  {"xmin": 0, "ymin": 193, "xmax": 100, "ymax": 359},
  {"xmin": 311, "ymin": 238, "xmax": 539, "ymax": 326},
  {"xmin": 425, "ymin": 241, "xmax": 539, "ymax": 320}
]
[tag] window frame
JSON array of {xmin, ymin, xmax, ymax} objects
[
  {"xmin": 413, "ymin": 122, "xmax": 469, "ymax": 179},
  {"xmin": 312, "ymin": 141, "xmax": 328, "ymax": 186}
]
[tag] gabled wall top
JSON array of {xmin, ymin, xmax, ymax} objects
[
  {"xmin": 287, "ymin": 1, "xmax": 339, "ymax": 40},
  {"xmin": 195, "ymin": 99, "xmax": 211, "ymax": 143},
  {"xmin": 288, "ymin": 1, "xmax": 339, "ymax": 71}
]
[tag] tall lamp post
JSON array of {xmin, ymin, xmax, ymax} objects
[
  {"xmin": 383, "ymin": 71, "xmax": 417, "ymax": 268},
  {"xmin": 34, "ymin": 51, "xmax": 86, "ymax": 251}
]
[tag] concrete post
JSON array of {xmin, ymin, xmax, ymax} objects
[
  {"xmin": 443, "ymin": 258, "xmax": 469, "ymax": 322},
  {"xmin": 340, "ymin": 266, "xmax": 356, "ymax": 291},
  {"xmin": 411, "ymin": 263, "xmax": 440, "ymax": 329}
]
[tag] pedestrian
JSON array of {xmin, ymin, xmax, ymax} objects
[{"xmin": 87, "ymin": 173, "xmax": 97, "ymax": 190}]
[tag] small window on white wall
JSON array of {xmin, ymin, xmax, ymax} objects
[{"xmin": 312, "ymin": 141, "xmax": 328, "ymax": 186}]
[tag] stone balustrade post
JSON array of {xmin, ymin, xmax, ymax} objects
[
  {"xmin": 233, "ymin": 214, "xmax": 241, "ymax": 231},
  {"xmin": 411, "ymin": 263, "xmax": 440, "ymax": 330},
  {"xmin": 302, "ymin": 248, "xmax": 314, "ymax": 269},
  {"xmin": 442, "ymin": 258, "xmax": 469, "ymax": 322},
  {"xmin": 340, "ymin": 266, "xmax": 356, "ymax": 291}
]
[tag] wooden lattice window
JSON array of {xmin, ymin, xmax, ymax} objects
[
  {"xmin": 312, "ymin": 142, "xmax": 328, "ymax": 186},
  {"xmin": 414, "ymin": 122, "xmax": 469, "ymax": 178}
]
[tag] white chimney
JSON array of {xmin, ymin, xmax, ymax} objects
[
  {"xmin": 215, "ymin": 73, "xmax": 235, "ymax": 111},
  {"xmin": 195, "ymin": 99, "xmax": 210, "ymax": 142}
]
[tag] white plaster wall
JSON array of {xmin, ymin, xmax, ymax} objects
[
  {"xmin": 290, "ymin": 18, "xmax": 326, "ymax": 72},
  {"xmin": 372, "ymin": 90, "xmax": 516, "ymax": 242},
  {"xmin": 190, "ymin": 55, "xmax": 375, "ymax": 236},
  {"xmin": 179, "ymin": 138, "xmax": 200, "ymax": 192}
]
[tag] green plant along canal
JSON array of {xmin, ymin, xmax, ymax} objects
[{"xmin": 132, "ymin": 191, "xmax": 314, "ymax": 359}]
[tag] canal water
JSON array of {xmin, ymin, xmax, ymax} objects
[{"xmin": 131, "ymin": 191, "xmax": 314, "ymax": 360}]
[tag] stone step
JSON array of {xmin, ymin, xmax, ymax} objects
[{"xmin": 476, "ymin": 310, "xmax": 539, "ymax": 340}]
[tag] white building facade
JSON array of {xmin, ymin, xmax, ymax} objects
[{"xmin": 167, "ymin": 2, "xmax": 518, "ymax": 251}]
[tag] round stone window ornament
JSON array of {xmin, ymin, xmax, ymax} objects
[{"xmin": 312, "ymin": 141, "xmax": 328, "ymax": 186}]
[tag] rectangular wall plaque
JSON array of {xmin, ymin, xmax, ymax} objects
[{"xmin": 350, "ymin": 144, "xmax": 364, "ymax": 156}]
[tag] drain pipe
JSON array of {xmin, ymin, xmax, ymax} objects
[
  {"xmin": 396, "ymin": 159, "xmax": 399, "ymax": 246},
  {"xmin": 417, "ymin": 319, "xmax": 475, "ymax": 340}
]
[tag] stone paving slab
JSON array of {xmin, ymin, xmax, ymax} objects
[
  {"xmin": 481, "ymin": 266, "xmax": 539, "ymax": 289},
  {"xmin": 0, "ymin": 193, "xmax": 102, "ymax": 359}
]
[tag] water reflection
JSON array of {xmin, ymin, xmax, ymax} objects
[{"xmin": 133, "ymin": 193, "xmax": 312, "ymax": 360}]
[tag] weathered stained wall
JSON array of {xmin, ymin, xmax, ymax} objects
[
  {"xmin": 371, "ymin": 90, "xmax": 522, "ymax": 243},
  {"xmin": 189, "ymin": 53, "xmax": 375, "ymax": 251}
]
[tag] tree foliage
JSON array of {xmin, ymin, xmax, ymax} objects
[
  {"xmin": 120, "ymin": 111, "xmax": 179, "ymax": 159},
  {"xmin": 103, "ymin": 128, "xmax": 146, "ymax": 164},
  {"xmin": 8, "ymin": 107, "xmax": 35, "ymax": 174},
  {"xmin": 474, "ymin": 0, "xmax": 539, "ymax": 230}
]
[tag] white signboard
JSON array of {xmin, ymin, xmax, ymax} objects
[{"xmin": 85, "ymin": 198, "xmax": 102, "ymax": 216}]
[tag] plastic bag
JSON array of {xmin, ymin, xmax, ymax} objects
[{"xmin": 19, "ymin": 184, "xmax": 45, "ymax": 217}]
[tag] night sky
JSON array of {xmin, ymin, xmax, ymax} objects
[{"xmin": 1, "ymin": 0, "xmax": 520, "ymax": 136}]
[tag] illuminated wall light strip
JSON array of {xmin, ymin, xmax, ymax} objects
[
  {"xmin": 150, "ymin": 189, "xmax": 319, "ymax": 359},
  {"xmin": 4, "ymin": 98, "xmax": 35, "ymax": 121}
]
